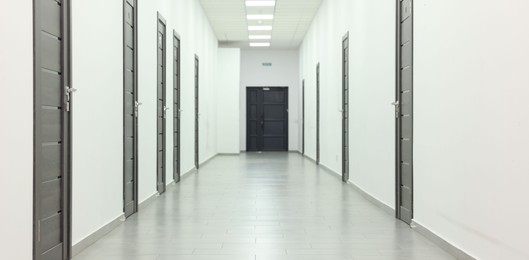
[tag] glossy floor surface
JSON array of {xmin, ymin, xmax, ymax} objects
[{"xmin": 74, "ymin": 153, "xmax": 455, "ymax": 260}]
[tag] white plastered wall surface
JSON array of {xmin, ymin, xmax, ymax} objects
[
  {"xmin": 239, "ymin": 50, "xmax": 301, "ymax": 152},
  {"xmin": 137, "ymin": 0, "xmax": 219, "ymax": 203},
  {"xmin": 299, "ymin": 0, "xmax": 396, "ymax": 208},
  {"xmin": 0, "ymin": 1, "xmax": 34, "ymax": 259},
  {"xmin": 69, "ymin": 0, "xmax": 220, "ymax": 247},
  {"xmin": 413, "ymin": 0, "xmax": 529, "ymax": 259}
]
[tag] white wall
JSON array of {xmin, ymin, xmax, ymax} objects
[
  {"xmin": 71, "ymin": 0, "xmax": 124, "ymax": 244},
  {"xmin": 70, "ymin": 0, "xmax": 220, "ymax": 246},
  {"xmin": 299, "ymin": 0, "xmax": 396, "ymax": 206},
  {"xmin": 217, "ymin": 48, "xmax": 241, "ymax": 154},
  {"xmin": 138, "ymin": 0, "xmax": 219, "ymax": 202},
  {"xmin": 414, "ymin": 1, "xmax": 529, "ymax": 259},
  {"xmin": 0, "ymin": 1, "xmax": 33, "ymax": 258},
  {"xmin": 240, "ymin": 50, "xmax": 300, "ymax": 151}
]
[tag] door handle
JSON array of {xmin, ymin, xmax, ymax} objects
[
  {"xmin": 64, "ymin": 86, "xmax": 77, "ymax": 112},
  {"xmin": 134, "ymin": 101, "xmax": 142, "ymax": 117},
  {"xmin": 391, "ymin": 101, "xmax": 400, "ymax": 118}
]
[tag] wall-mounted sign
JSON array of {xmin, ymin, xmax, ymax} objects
[{"xmin": 262, "ymin": 62, "xmax": 272, "ymax": 67}]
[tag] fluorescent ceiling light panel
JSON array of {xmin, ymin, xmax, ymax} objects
[
  {"xmin": 248, "ymin": 25, "xmax": 272, "ymax": 31},
  {"xmin": 247, "ymin": 14, "xmax": 274, "ymax": 20},
  {"xmin": 250, "ymin": 42, "xmax": 271, "ymax": 47},
  {"xmin": 249, "ymin": 35, "xmax": 272, "ymax": 40},
  {"xmin": 245, "ymin": 1, "xmax": 276, "ymax": 7}
]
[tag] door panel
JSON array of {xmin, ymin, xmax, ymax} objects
[
  {"xmin": 34, "ymin": 0, "xmax": 71, "ymax": 259},
  {"xmin": 342, "ymin": 33, "xmax": 349, "ymax": 182},
  {"xmin": 157, "ymin": 13, "xmax": 167, "ymax": 194},
  {"xmin": 396, "ymin": 0, "xmax": 414, "ymax": 224},
  {"xmin": 173, "ymin": 32, "xmax": 181, "ymax": 182},
  {"xmin": 194, "ymin": 56, "xmax": 199, "ymax": 169},
  {"xmin": 246, "ymin": 87, "xmax": 288, "ymax": 151},
  {"xmin": 302, "ymin": 80, "xmax": 305, "ymax": 155},
  {"xmin": 316, "ymin": 63, "xmax": 320, "ymax": 164},
  {"xmin": 123, "ymin": 0, "xmax": 138, "ymax": 218}
]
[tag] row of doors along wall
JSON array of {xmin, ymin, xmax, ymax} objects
[
  {"xmin": 34, "ymin": 0, "xmax": 72, "ymax": 259},
  {"xmin": 32, "ymin": 2, "xmax": 190, "ymax": 258},
  {"xmin": 246, "ymin": 87, "xmax": 289, "ymax": 152}
]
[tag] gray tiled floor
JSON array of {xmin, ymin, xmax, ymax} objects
[{"xmin": 74, "ymin": 153, "xmax": 455, "ymax": 260}]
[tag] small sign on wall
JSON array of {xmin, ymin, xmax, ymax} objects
[{"xmin": 262, "ymin": 62, "xmax": 272, "ymax": 67}]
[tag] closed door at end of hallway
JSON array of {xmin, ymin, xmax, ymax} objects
[{"xmin": 247, "ymin": 87, "xmax": 289, "ymax": 151}]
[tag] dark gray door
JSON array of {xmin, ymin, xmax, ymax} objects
[
  {"xmin": 396, "ymin": 0, "xmax": 413, "ymax": 224},
  {"xmin": 302, "ymin": 80, "xmax": 305, "ymax": 155},
  {"xmin": 123, "ymin": 0, "xmax": 138, "ymax": 218},
  {"xmin": 342, "ymin": 33, "xmax": 350, "ymax": 183},
  {"xmin": 157, "ymin": 13, "xmax": 167, "ymax": 194},
  {"xmin": 173, "ymin": 32, "xmax": 181, "ymax": 182},
  {"xmin": 194, "ymin": 55, "xmax": 199, "ymax": 169},
  {"xmin": 34, "ymin": 0, "xmax": 72, "ymax": 259},
  {"xmin": 316, "ymin": 63, "xmax": 320, "ymax": 164},
  {"xmin": 246, "ymin": 87, "xmax": 289, "ymax": 151}
]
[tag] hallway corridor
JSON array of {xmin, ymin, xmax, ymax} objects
[{"xmin": 74, "ymin": 153, "xmax": 454, "ymax": 260}]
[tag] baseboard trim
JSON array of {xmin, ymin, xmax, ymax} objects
[
  {"xmin": 181, "ymin": 167, "xmax": 197, "ymax": 180},
  {"xmin": 347, "ymin": 180, "xmax": 395, "ymax": 216},
  {"xmin": 199, "ymin": 154, "xmax": 217, "ymax": 168},
  {"xmin": 218, "ymin": 153, "xmax": 240, "ymax": 156},
  {"xmin": 72, "ymin": 213, "xmax": 124, "ymax": 256},
  {"xmin": 303, "ymin": 154, "xmax": 317, "ymax": 163},
  {"xmin": 138, "ymin": 192, "xmax": 158, "ymax": 211},
  {"xmin": 306, "ymin": 156, "xmax": 395, "ymax": 217},
  {"xmin": 412, "ymin": 220, "xmax": 476, "ymax": 260}
]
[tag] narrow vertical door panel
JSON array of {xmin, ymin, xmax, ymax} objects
[
  {"xmin": 195, "ymin": 56, "xmax": 199, "ymax": 169},
  {"xmin": 302, "ymin": 80, "xmax": 305, "ymax": 155},
  {"xmin": 173, "ymin": 32, "xmax": 181, "ymax": 182},
  {"xmin": 396, "ymin": 0, "xmax": 414, "ymax": 224},
  {"xmin": 123, "ymin": 0, "xmax": 138, "ymax": 218},
  {"xmin": 157, "ymin": 13, "xmax": 167, "ymax": 193},
  {"xmin": 316, "ymin": 63, "xmax": 320, "ymax": 164},
  {"xmin": 34, "ymin": 0, "xmax": 71, "ymax": 259},
  {"xmin": 246, "ymin": 87, "xmax": 288, "ymax": 151},
  {"xmin": 342, "ymin": 33, "xmax": 350, "ymax": 183}
]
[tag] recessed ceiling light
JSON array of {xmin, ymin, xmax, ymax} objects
[
  {"xmin": 249, "ymin": 35, "xmax": 272, "ymax": 40},
  {"xmin": 248, "ymin": 25, "xmax": 272, "ymax": 31},
  {"xmin": 245, "ymin": 1, "xmax": 276, "ymax": 7},
  {"xmin": 250, "ymin": 42, "xmax": 271, "ymax": 47},
  {"xmin": 247, "ymin": 14, "xmax": 274, "ymax": 20}
]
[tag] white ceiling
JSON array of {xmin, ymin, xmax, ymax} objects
[{"xmin": 198, "ymin": 0, "xmax": 323, "ymax": 49}]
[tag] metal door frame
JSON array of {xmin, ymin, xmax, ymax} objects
[
  {"xmin": 302, "ymin": 80, "xmax": 305, "ymax": 155},
  {"xmin": 33, "ymin": 0, "xmax": 72, "ymax": 258},
  {"xmin": 395, "ymin": 0, "xmax": 414, "ymax": 223},
  {"xmin": 173, "ymin": 31, "xmax": 181, "ymax": 182},
  {"xmin": 316, "ymin": 63, "xmax": 320, "ymax": 165},
  {"xmin": 342, "ymin": 32, "xmax": 349, "ymax": 183},
  {"xmin": 194, "ymin": 55, "xmax": 199, "ymax": 169},
  {"xmin": 157, "ymin": 12, "xmax": 167, "ymax": 193},
  {"xmin": 123, "ymin": 0, "xmax": 139, "ymax": 218}
]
